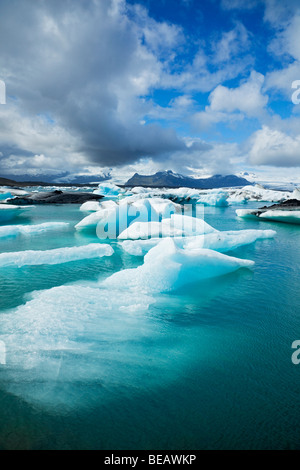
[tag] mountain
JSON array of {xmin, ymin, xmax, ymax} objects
[
  {"xmin": 0, "ymin": 177, "xmax": 20, "ymax": 186},
  {"xmin": 125, "ymin": 171, "xmax": 252, "ymax": 189},
  {"xmin": 0, "ymin": 176, "xmax": 99, "ymax": 188}
]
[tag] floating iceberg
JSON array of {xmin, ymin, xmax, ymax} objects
[
  {"xmin": 118, "ymin": 214, "xmax": 217, "ymax": 240},
  {"xmin": 197, "ymin": 191, "xmax": 229, "ymax": 207},
  {"xmin": 228, "ymin": 185, "xmax": 291, "ymax": 203},
  {"xmin": 236, "ymin": 209, "xmax": 260, "ymax": 220},
  {"xmin": 0, "ymin": 243, "xmax": 114, "ymax": 268},
  {"xmin": 0, "ymin": 191, "xmax": 12, "ymax": 201},
  {"xmin": 259, "ymin": 210, "xmax": 300, "ymax": 225},
  {"xmin": 291, "ymin": 188, "xmax": 300, "ymax": 201},
  {"xmin": 120, "ymin": 229, "xmax": 276, "ymax": 256},
  {"xmin": 0, "ymin": 222, "xmax": 70, "ymax": 239},
  {"xmin": 76, "ymin": 197, "xmax": 182, "ymax": 237},
  {"xmin": 0, "ymin": 204, "xmax": 31, "ymax": 223},
  {"xmin": 79, "ymin": 200, "xmax": 103, "ymax": 212},
  {"xmin": 93, "ymin": 182, "xmax": 123, "ymax": 198},
  {"xmin": 105, "ymin": 238, "xmax": 254, "ymax": 293},
  {"xmin": 236, "ymin": 208, "xmax": 300, "ymax": 225}
]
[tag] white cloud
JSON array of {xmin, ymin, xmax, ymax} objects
[
  {"xmin": 192, "ymin": 71, "xmax": 268, "ymax": 130},
  {"xmin": 248, "ymin": 125, "xmax": 300, "ymax": 166},
  {"xmin": 211, "ymin": 22, "xmax": 250, "ymax": 64},
  {"xmin": 209, "ymin": 71, "xmax": 268, "ymax": 116}
]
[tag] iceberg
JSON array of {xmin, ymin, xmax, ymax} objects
[
  {"xmin": 236, "ymin": 209, "xmax": 260, "ymax": 220},
  {"xmin": 228, "ymin": 185, "xmax": 291, "ymax": 203},
  {"xmin": 0, "ymin": 191, "xmax": 12, "ymax": 201},
  {"xmin": 258, "ymin": 210, "xmax": 300, "ymax": 225},
  {"xmin": 93, "ymin": 182, "xmax": 123, "ymax": 198},
  {"xmin": 104, "ymin": 238, "xmax": 255, "ymax": 293},
  {"xmin": 0, "ymin": 204, "xmax": 31, "ymax": 223},
  {"xmin": 197, "ymin": 191, "xmax": 229, "ymax": 207},
  {"xmin": 0, "ymin": 222, "xmax": 70, "ymax": 239},
  {"xmin": 118, "ymin": 214, "xmax": 217, "ymax": 240},
  {"xmin": 79, "ymin": 201, "xmax": 103, "ymax": 212},
  {"xmin": 120, "ymin": 229, "xmax": 276, "ymax": 256},
  {"xmin": 291, "ymin": 188, "xmax": 300, "ymax": 201},
  {"xmin": 0, "ymin": 282, "xmax": 155, "ymax": 408},
  {"xmin": 76, "ymin": 197, "xmax": 182, "ymax": 238},
  {"xmin": 0, "ymin": 243, "xmax": 114, "ymax": 268}
]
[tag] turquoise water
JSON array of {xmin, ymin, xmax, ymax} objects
[{"xmin": 0, "ymin": 202, "xmax": 299, "ymax": 450}]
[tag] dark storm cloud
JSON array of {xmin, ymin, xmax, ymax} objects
[{"xmin": 0, "ymin": 0, "xmax": 188, "ymax": 168}]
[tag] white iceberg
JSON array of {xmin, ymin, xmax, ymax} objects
[
  {"xmin": 0, "ymin": 191, "xmax": 12, "ymax": 201},
  {"xmin": 236, "ymin": 209, "xmax": 260, "ymax": 219},
  {"xmin": 79, "ymin": 200, "xmax": 103, "ymax": 212},
  {"xmin": 0, "ymin": 243, "xmax": 114, "ymax": 268},
  {"xmin": 0, "ymin": 222, "xmax": 70, "ymax": 239},
  {"xmin": 105, "ymin": 238, "xmax": 254, "ymax": 293},
  {"xmin": 228, "ymin": 185, "xmax": 291, "ymax": 203},
  {"xmin": 118, "ymin": 214, "xmax": 217, "ymax": 240},
  {"xmin": 120, "ymin": 229, "xmax": 276, "ymax": 256},
  {"xmin": 197, "ymin": 191, "xmax": 229, "ymax": 207},
  {"xmin": 258, "ymin": 210, "xmax": 300, "ymax": 225},
  {"xmin": 291, "ymin": 188, "xmax": 300, "ymax": 201},
  {"xmin": 93, "ymin": 182, "xmax": 123, "ymax": 198},
  {"xmin": 76, "ymin": 197, "xmax": 182, "ymax": 238},
  {"xmin": 0, "ymin": 204, "xmax": 31, "ymax": 223}
]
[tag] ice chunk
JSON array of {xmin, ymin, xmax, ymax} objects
[
  {"xmin": 0, "ymin": 283, "xmax": 154, "ymax": 408},
  {"xmin": 0, "ymin": 243, "xmax": 113, "ymax": 268},
  {"xmin": 118, "ymin": 214, "xmax": 217, "ymax": 240},
  {"xmin": 0, "ymin": 222, "xmax": 70, "ymax": 239},
  {"xmin": 120, "ymin": 229, "xmax": 276, "ymax": 256},
  {"xmin": 121, "ymin": 238, "xmax": 161, "ymax": 256},
  {"xmin": 258, "ymin": 210, "xmax": 300, "ymax": 225},
  {"xmin": 197, "ymin": 191, "xmax": 229, "ymax": 207},
  {"xmin": 105, "ymin": 238, "xmax": 254, "ymax": 293},
  {"xmin": 93, "ymin": 182, "xmax": 123, "ymax": 197},
  {"xmin": 236, "ymin": 209, "xmax": 260, "ymax": 219},
  {"xmin": 79, "ymin": 201, "xmax": 102, "ymax": 212},
  {"xmin": 292, "ymin": 188, "xmax": 300, "ymax": 201},
  {"xmin": 183, "ymin": 229, "xmax": 276, "ymax": 252},
  {"xmin": 0, "ymin": 204, "xmax": 31, "ymax": 223},
  {"xmin": 0, "ymin": 191, "xmax": 12, "ymax": 201},
  {"xmin": 229, "ymin": 185, "xmax": 291, "ymax": 203},
  {"xmin": 76, "ymin": 198, "xmax": 181, "ymax": 238},
  {"xmin": 76, "ymin": 205, "xmax": 117, "ymax": 231}
]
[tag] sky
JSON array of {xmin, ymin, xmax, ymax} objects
[{"xmin": 0, "ymin": 0, "xmax": 300, "ymax": 183}]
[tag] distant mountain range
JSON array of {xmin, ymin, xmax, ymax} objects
[
  {"xmin": 125, "ymin": 171, "xmax": 252, "ymax": 189},
  {"xmin": 0, "ymin": 176, "xmax": 100, "ymax": 188}
]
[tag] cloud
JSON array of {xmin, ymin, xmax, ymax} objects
[
  {"xmin": 209, "ymin": 71, "xmax": 268, "ymax": 116},
  {"xmin": 211, "ymin": 23, "xmax": 250, "ymax": 64},
  {"xmin": 192, "ymin": 71, "xmax": 268, "ymax": 130},
  {"xmin": 248, "ymin": 125, "xmax": 300, "ymax": 167},
  {"xmin": 0, "ymin": 0, "xmax": 190, "ymax": 172}
]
